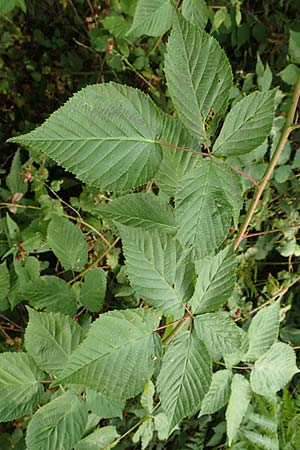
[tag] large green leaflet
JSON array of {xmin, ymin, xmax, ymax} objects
[
  {"xmin": 189, "ymin": 245, "xmax": 236, "ymax": 313},
  {"xmin": 213, "ymin": 90, "xmax": 276, "ymax": 156},
  {"xmin": 120, "ymin": 225, "xmax": 194, "ymax": 316},
  {"xmin": 25, "ymin": 308, "xmax": 83, "ymax": 375},
  {"xmin": 199, "ymin": 369, "xmax": 232, "ymax": 416},
  {"xmin": 164, "ymin": 14, "xmax": 232, "ymax": 142},
  {"xmin": 226, "ymin": 374, "xmax": 251, "ymax": 445},
  {"xmin": 181, "ymin": 0, "xmax": 209, "ymax": 28},
  {"xmin": 0, "ymin": 353, "xmax": 43, "ymax": 421},
  {"xmin": 97, "ymin": 192, "xmax": 177, "ymax": 234},
  {"xmin": 157, "ymin": 330, "xmax": 212, "ymax": 430},
  {"xmin": 53, "ymin": 309, "xmax": 161, "ymax": 400},
  {"xmin": 128, "ymin": 0, "xmax": 174, "ymax": 37},
  {"xmin": 8, "ymin": 83, "xmax": 163, "ymax": 192},
  {"xmin": 26, "ymin": 391, "xmax": 88, "ymax": 450},
  {"xmin": 175, "ymin": 161, "xmax": 242, "ymax": 258}
]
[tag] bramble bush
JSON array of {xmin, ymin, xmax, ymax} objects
[{"xmin": 1, "ymin": 0, "xmax": 300, "ymax": 449}]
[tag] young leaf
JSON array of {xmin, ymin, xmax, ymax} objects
[
  {"xmin": 250, "ymin": 343, "xmax": 299, "ymax": 399},
  {"xmin": 53, "ymin": 309, "xmax": 161, "ymax": 401},
  {"xmin": 97, "ymin": 192, "xmax": 177, "ymax": 234},
  {"xmin": 0, "ymin": 261, "xmax": 10, "ymax": 310},
  {"xmin": 243, "ymin": 302, "xmax": 280, "ymax": 362},
  {"xmin": 194, "ymin": 312, "xmax": 241, "ymax": 358},
  {"xmin": 128, "ymin": 0, "xmax": 174, "ymax": 37},
  {"xmin": 181, "ymin": 0, "xmax": 209, "ymax": 28},
  {"xmin": 74, "ymin": 426, "xmax": 119, "ymax": 450},
  {"xmin": 226, "ymin": 374, "xmax": 251, "ymax": 445},
  {"xmin": 133, "ymin": 417, "xmax": 154, "ymax": 450},
  {"xmin": 199, "ymin": 370, "xmax": 232, "ymax": 416},
  {"xmin": 8, "ymin": 83, "xmax": 163, "ymax": 192},
  {"xmin": 141, "ymin": 379, "xmax": 155, "ymax": 413},
  {"xmin": 189, "ymin": 245, "xmax": 236, "ymax": 313},
  {"xmin": 25, "ymin": 308, "xmax": 83, "ymax": 375},
  {"xmin": 21, "ymin": 275, "xmax": 77, "ymax": 316},
  {"xmin": 157, "ymin": 330, "xmax": 212, "ymax": 431},
  {"xmin": 156, "ymin": 114, "xmax": 202, "ymax": 197},
  {"xmin": 26, "ymin": 391, "xmax": 88, "ymax": 450},
  {"xmin": 80, "ymin": 268, "xmax": 106, "ymax": 312},
  {"xmin": 175, "ymin": 161, "xmax": 241, "ymax": 258},
  {"xmin": 164, "ymin": 13, "xmax": 232, "ymax": 142},
  {"xmin": 0, "ymin": 353, "xmax": 43, "ymax": 422},
  {"xmin": 6, "ymin": 150, "xmax": 27, "ymax": 195},
  {"xmin": 86, "ymin": 390, "xmax": 125, "ymax": 419},
  {"xmin": 213, "ymin": 90, "xmax": 276, "ymax": 156},
  {"xmin": 47, "ymin": 216, "xmax": 88, "ymax": 272},
  {"xmin": 120, "ymin": 225, "xmax": 193, "ymax": 316}
]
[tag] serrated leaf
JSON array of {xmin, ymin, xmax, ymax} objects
[
  {"xmin": 120, "ymin": 226, "xmax": 194, "ymax": 316},
  {"xmin": 75, "ymin": 426, "xmax": 119, "ymax": 450},
  {"xmin": 194, "ymin": 312, "xmax": 241, "ymax": 358},
  {"xmin": 189, "ymin": 245, "xmax": 236, "ymax": 313},
  {"xmin": 200, "ymin": 370, "xmax": 232, "ymax": 416},
  {"xmin": 164, "ymin": 13, "xmax": 232, "ymax": 142},
  {"xmin": 80, "ymin": 268, "xmax": 106, "ymax": 312},
  {"xmin": 97, "ymin": 192, "xmax": 177, "ymax": 234},
  {"xmin": 250, "ymin": 343, "xmax": 299, "ymax": 399},
  {"xmin": 175, "ymin": 160, "xmax": 242, "ymax": 258},
  {"xmin": 226, "ymin": 374, "xmax": 251, "ymax": 445},
  {"xmin": 26, "ymin": 391, "xmax": 88, "ymax": 450},
  {"xmin": 0, "ymin": 353, "xmax": 43, "ymax": 422},
  {"xmin": 128, "ymin": 0, "xmax": 173, "ymax": 37},
  {"xmin": 86, "ymin": 390, "xmax": 125, "ymax": 419},
  {"xmin": 244, "ymin": 302, "xmax": 280, "ymax": 362},
  {"xmin": 213, "ymin": 90, "xmax": 275, "ymax": 156},
  {"xmin": 101, "ymin": 16, "xmax": 130, "ymax": 37},
  {"xmin": 25, "ymin": 308, "xmax": 83, "ymax": 375},
  {"xmin": 157, "ymin": 330, "xmax": 212, "ymax": 430},
  {"xmin": 0, "ymin": 261, "xmax": 10, "ymax": 310},
  {"xmin": 156, "ymin": 114, "xmax": 202, "ymax": 196},
  {"xmin": 8, "ymin": 83, "xmax": 163, "ymax": 192},
  {"xmin": 47, "ymin": 216, "xmax": 88, "ymax": 272},
  {"xmin": 6, "ymin": 150, "xmax": 27, "ymax": 195},
  {"xmin": 182, "ymin": 0, "xmax": 209, "ymax": 28},
  {"xmin": 53, "ymin": 309, "xmax": 161, "ymax": 401},
  {"xmin": 21, "ymin": 275, "xmax": 77, "ymax": 316}
]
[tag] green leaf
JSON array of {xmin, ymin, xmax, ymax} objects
[
  {"xmin": 156, "ymin": 114, "xmax": 202, "ymax": 197},
  {"xmin": 86, "ymin": 389, "xmax": 125, "ymax": 419},
  {"xmin": 289, "ymin": 29, "xmax": 300, "ymax": 65},
  {"xmin": 53, "ymin": 309, "xmax": 161, "ymax": 401},
  {"xmin": 101, "ymin": 16, "xmax": 130, "ymax": 37},
  {"xmin": 80, "ymin": 268, "xmax": 106, "ymax": 312},
  {"xmin": 0, "ymin": 261, "xmax": 10, "ymax": 311},
  {"xmin": 141, "ymin": 379, "xmax": 155, "ymax": 413},
  {"xmin": 213, "ymin": 90, "xmax": 276, "ymax": 156},
  {"xmin": 26, "ymin": 391, "xmax": 88, "ymax": 450},
  {"xmin": 133, "ymin": 417, "xmax": 154, "ymax": 450},
  {"xmin": 75, "ymin": 426, "xmax": 119, "ymax": 450},
  {"xmin": 97, "ymin": 192, "xmax": 177, "ymax": 234},
  {"xmin": 128, "ymin": 0, "xmax": 173, "ymax": 37},
  {"xmin": 0, "ymin": 0, "xmax": 26, "ymax": 14},
  {"xmin": 279, "ymin": 64, "xmax": 300, "ymax": 85},
  {"xmin": 164, "ymin": 13, "xmax": 232, "ymax": 142},
  {"xmin": 25, "ymin": 308, "xmax": 83, "ymax": 375},
  {"xmin": 8, "ymin": 83, "xmax": 163, "ymax": 192},
  {"xmin": 181, "ymin": 0, "xmax": 209, "ymax": 28},
  {"xmin": 199, "ymin": 370, "xmax": 232, "ymax": 416},
  {"xmin": 242, "ymin": 430, "xmax": 279, "ymax": 450},
  {"xmin": 226, "ymin": 374, "xmax": 251, "ymax": 445},
  {"xmin": 194, "ymin": 312, "xmax": 241, "ymax": 358},
  {"xmin": 244, "ymin": 302, "xmax": 280, "ymax": 362},
  {"xmin": 189, "ymin": 245, "xmax": 236, "ymax": 313},
  {"xmin": 21, "ymin": 275, "xmax": 77, "ymax": 316},
  {"xmin": 47, "ymin": 216, "xmax": 88, "ymax": 272},
  {"xmin": 175, "ymin": 160, "xmax": 242, "ymax": 258},
  {"xmin": 0, "ymin": 353, "xmax": 43, "ymax": 422},
  {"xmin": 120, "ymin": 226, "xmax": 194, "ymax": 316},
  {"xmin": 6, "ymin": 150, "xmax": 27, "ymax": 195},
  {"xmin": 157, "ymin": 330, "xmax": 212, "ymax": 430},
  {"xmin": 250, "ymin": 343, "xmax": 299, "ymax": 399}
]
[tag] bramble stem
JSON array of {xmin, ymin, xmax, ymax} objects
[{"xmin": 234, "ymin": 75, "xmax": 300, "ymax": 250}]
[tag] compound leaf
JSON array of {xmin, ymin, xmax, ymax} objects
[
  {"xmin": 26, "ymin": 391, "xmax": 88, "ymax": 450},
  {"xmin": 157, "ymin": 330, "xmax": 212, "ymax": 430},
  {"xmin": 8, "ymin": 83, "xmax": 163, "ymax": 192},
  {"xmin": 53, "ymin": 309, "xmax": 161, "ymax": 401}
]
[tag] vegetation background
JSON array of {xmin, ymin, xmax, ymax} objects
[{"xmin": 1, "ymin": 0, "xmax": 300, "ymax": 448}]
